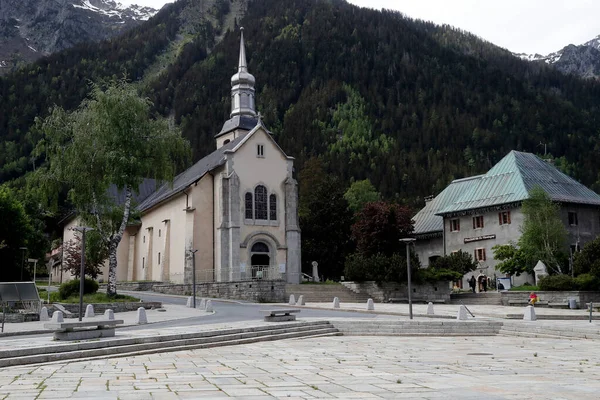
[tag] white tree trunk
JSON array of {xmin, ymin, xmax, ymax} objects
[{"xmin": 107, "ymin": 186, "xmax": 132, "ymax": 297}]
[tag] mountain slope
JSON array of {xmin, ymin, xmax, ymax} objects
[
  {"xmin": 3, "ymin": 0, "xmax": 600, "ymax": 205},
  {"xmin": 0, "ymin": 0, "xmax": 158, "ymax": 75},
  {"xmin": 515, "ymin": 34, "xmax": 600, "ymax": 79}
]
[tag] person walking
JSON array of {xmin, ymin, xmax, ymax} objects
[
  {"xmin": 469, "ymin": 276, "xmax": 476, "ymax": 293},
  {"xmin": 529, "ymin": 292, "xmax": 539, "ymax": 306},
  {"xmin": 482, "ymin": 277, "xmax": 488, "ymax": 292}
]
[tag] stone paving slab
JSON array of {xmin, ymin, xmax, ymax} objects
[{"xmin": 1, "ymin": 335, "xmax": 600, "ymax": 399}]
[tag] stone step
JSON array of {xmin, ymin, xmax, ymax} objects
[{"xmin": 0, "ymin": 322, "xmax": 338, "ymax": 368}]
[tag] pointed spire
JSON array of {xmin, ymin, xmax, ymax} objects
[{"xmin": 238, "ymin": 27, "xmax": 248, "ymax": 73}]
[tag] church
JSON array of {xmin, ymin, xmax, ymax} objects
[{"xmin": 58, "ymin": 29, "xmax": 302, "ymax": 285}]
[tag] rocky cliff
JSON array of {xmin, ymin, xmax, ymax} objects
[{"xmin": 0, "ymin": 0, "xmax": 158, "ymax": 74}]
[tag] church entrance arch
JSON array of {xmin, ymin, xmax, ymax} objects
[{"xmin": 250, "ymin": 241, "xmax": 270, "ymax": 279}]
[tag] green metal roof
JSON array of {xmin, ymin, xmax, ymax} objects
[
  {"xmin": 436, "ymin": 151, "xmax": 600, "ymax": 216},
  {"xmin": 413, "ymin": 175, "xmax": 482, "ymax": 235}
]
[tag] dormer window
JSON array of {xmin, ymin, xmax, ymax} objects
[
  {"xmin": 224, "ymin": 139, "xmax": 231, "ymax": 145},
  {"xmin": 257, "ymin": 144, "xmax": 264, "ymax": 158}
]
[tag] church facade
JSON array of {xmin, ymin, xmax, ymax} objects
[{"xmin": 58, "ymin": 29, "xmax": 302, "ymax": 285}]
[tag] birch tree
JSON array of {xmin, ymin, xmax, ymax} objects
[
  {"xmin": 518, "ymin": 186, "xmax": 568, "ymax": 275},
  {"xmin": 31, "ymin": 79, "xmax": 190, "ymax": 296}
]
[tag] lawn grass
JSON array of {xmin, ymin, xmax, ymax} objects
[{"xmin": 509, "ymin": 284, "xmax": 539, "ymax": 291}]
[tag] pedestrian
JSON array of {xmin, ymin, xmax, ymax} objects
[
  {"xmin": 528, "ymin": 292, "xmax": 539, "ymax": 306},
  {"xmin": 482, "ymin": 277, "xmax": 488, "ymax": 292},
  {"xmin": 469, "ymin": 276, "xmax": 476, "ymax": 293}
]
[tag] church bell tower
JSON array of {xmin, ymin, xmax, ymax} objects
[{"xmin": 215, "ymin": 28, "xmax": 259, "ymax": 149}]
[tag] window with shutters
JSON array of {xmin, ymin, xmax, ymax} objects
[
  {"xmin": 254, "ymin": 185, "xmax": 268, "ymax": 220},
  {"xmin": 474, "ymin": 248, "xmax": 486, "ymax": 261},
  {"xmin": 269, "ymin": 194, "xmax": 277, "ymax": 220},
  {"xmin": 499, "ymin": 211, "xmax": 511, "ymax": 225},
  {"xmin": 473, "ymin": 215, "xmax": 484, "ymax": 229},
  {"xmin": 450, "ymin": 218, "xmax": 460, "ymax": 232},
  {"xmin": 245, "ymin": 192, "xmax": 253, "ymax": 219}
]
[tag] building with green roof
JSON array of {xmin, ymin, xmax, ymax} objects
[{"xmin": 413, "ymin": 150, "xmax": 600, "ymax": 289}]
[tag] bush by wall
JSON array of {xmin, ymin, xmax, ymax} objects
[{"xmin": 58, "ymin": 278, "xmax": 99, "ymax": 300}]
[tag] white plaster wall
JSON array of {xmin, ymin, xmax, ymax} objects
[
  {"xmin": 216, "ymin": 129, "xmax": 249, "ymax": 149},
  {"xmin": 213, "ymin": 165, "xmax": 224, "ymax": 274},
  {"xmin": 415, "ymin": 236, "xmax": 444, "ymax": 267},
  {"xmin": 136, "ymin": 193, "xmax": 188, "ymax": 283},
  {"xmin": 233, "ymin": 129, "xmax": 288, "ymax": 270},
  {"xmin": 190, "ymin": 174, "xmax": 215, "ymax": 282}
]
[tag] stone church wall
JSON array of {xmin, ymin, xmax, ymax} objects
[{"xmin": 151, "ymin": 280, "xmax": 286, "ymax": 303}]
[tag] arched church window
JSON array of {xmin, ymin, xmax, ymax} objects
[
  {"xmin": 251, "ymin": 242, "xmax": 269, "ymax": 253},
  {"xmin": 255, "ymin": 185, "xmax": 268, "ymax": 220},
  {"xmin": 245, "ymin": 192, "xmax": 253, "ymax": 219},
  {"xmin": 269, "ymin": 194, "xmax": 277, "ymax": 220}
]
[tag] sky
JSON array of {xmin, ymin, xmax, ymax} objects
[{"xmin": 120, "ymin": 0, "xmax": 600, "ymax": 55}]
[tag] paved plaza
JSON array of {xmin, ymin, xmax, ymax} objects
[{"xmin": 1, "ymin": 334, "xmax": 600, "ymax": 399}]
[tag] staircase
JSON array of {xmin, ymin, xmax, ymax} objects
[
  {"xmin": 450, "ymin": 292, "xmax": 502, "ymax": 306},
  {"xmin": 286, "ymin": 283, "xmax": 372, "ymax": 303},
  {"xmin": 332, "ymin": 320, "xmax": 503, "ymax": 336},
  {"xmin": 0, "ymin": 321, "xmax": 340, "ymax": 368}
]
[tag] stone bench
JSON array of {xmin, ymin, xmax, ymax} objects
[
  {"xmin": 260, "ymin": 309, "xmax": 300, "ymax": 322},
  {"xmin": 585, "ymin": 303, "xmax": 600, "ymax": 311},
  {"xmin": 44, "ymin": 319, "xmax": 124, "ymax": 340},
  {"xmin": 548, "ymin": 302, "xmax": 570, "ymax": 309},
  {"xmin": 508, "ymin": 300, "xmax": 548, "ymax": 307},
  {"xmin": 388, "ymin": 298, "xmax": 446, "ymax": 304}
]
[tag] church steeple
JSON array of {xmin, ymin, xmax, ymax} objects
[{"xmin": 230, "ymin": 27, "xmax": 256, "ymax": 118}]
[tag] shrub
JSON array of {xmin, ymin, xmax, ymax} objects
[
  {"xmin": 58, "ymin": 278, "xmax": 99, "ymax": 300},
  {"xmin": 538, "ymin": 274, "xmax": 575, "ymax": 291},
  {"xmin": 344, "ymin": 252, "xmax": 413, "ymax": 283},
  {"xmin": 574, "ymin": 273, "xmax": 600, "ymax": 291},
  {"xmin": 418, "ymin": 268, "xmax": 463, "ymax": 283}
]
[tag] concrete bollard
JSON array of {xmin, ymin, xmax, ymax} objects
[
  {"xmin": 186, "ymin": 296, "xmax": 193, "ymax": 308},
  {"xmin": 51, "ymin": 311, "xmax": 64, "ymax": 323},
  {"xmin": 427, "ymin": 302, "xmax": 434, "ymax": 315},
  {"xmin": 333, "ymin": 297, "xmax": 340, "ymax": 309},
  {"xmin": 205, "ymin": 300, "xmax": 214, "ymax": 312},
  {"xmin": 39, "ymin": 307, "xmax": 49, "ymax": 322},
  {"xmin": 199, "ymin": 298, "xmax": 206, "ymax": 309},
  {"xmin": 289, "ymin": 294, "xmax": 296, "ymax": 306},
  {"xmin": 104, "ymin": 309, "xmax": 115, "ymax": 320},
  {"xmin": 367, "ymin": 298, "xmax": 374, "ymax": 311},
  {"xmin": 457, "ymin": 305, "xmax": 468, "ymax": 320},
  {"xmin": 84, "ymin": 304, "xmax": 95, "ymax": 318},
  {"xmin": 136, "ymin": 307, "xmax": 148, "ymax": 324},
  {"xmin": 296, "ymin": 295, "xmax": 305, "ymax": 306},
  {"xmin": 523, "ymin": 305, "xmax": 537, "ymax": 321}
]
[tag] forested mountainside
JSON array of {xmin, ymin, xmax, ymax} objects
[
  {"xmin": 0, "ymin": 0, "xmax": 158, "ymax": 75},
  {"xmin": 2, "ymin": 0, "xmax": 600, "ymax": 205}
]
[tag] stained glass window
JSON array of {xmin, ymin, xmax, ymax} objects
[
  {"xmin": 245, "ymin": 192, "xmax": 253, "ymax": 219},
  {"xmin": 255, "ymin": 185, "xmax": 267, "ymax": 220},
  {"xmin": 269, "ymin": 194, "xmax": 277, "ymax": 220}
]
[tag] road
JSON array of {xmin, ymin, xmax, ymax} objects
[{"xmin": 118, "ymin": 290, "xmax": 378, "ymax": 330}]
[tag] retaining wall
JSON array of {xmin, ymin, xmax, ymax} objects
[
  {"xmin": 152, "ymin": 280, "xmax": 286, "ymax": 303},
  {"xmin": 341, "ymin": 281, "xmax": 451, "ymax": 303},
  {"xmin": 500, "ymin": 291, "xmax": 600, "ymax": 308}
]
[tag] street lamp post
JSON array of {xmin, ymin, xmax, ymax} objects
[
  {"xmin": 399, "ymin": 238, "xmax": 417, "ymax": 320},
  {"xmin": 190, "ymin": 249, "xmax": 198, "ymax": 308},
  {"xmin": 19, "ymin": 247, "xmax": 27, "ymax": 281},
  {"xmin": 73, "ymin": 226, "xmax": 93, "ymax": 321}
]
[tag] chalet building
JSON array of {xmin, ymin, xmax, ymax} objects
[
  {"xmin": 58, "ymin": 29, "xmax": 301, "ymax": 285},
  {"xmin": 413, "ymin": 151, "xmax": 600, "ymax": 289}
]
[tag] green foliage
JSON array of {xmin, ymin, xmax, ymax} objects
[
  {"xmin": 573, "ymin": 237, "xmax": 600, "ymax": 279},
  {"xmin": 0, "ymin": 185, "xmax": 34, "ymax": 281},
  {"xmin": 573, "ymin": 273, "xmax": 600, "ymax": 291},
  {"xmin": 298, "ymin": 158, "xmax": 353, "ymax": 280},
  {"xmin": 492, "ymin": 243, "xmax": 532, "ymax": 276},
  {"xmin": 344, "ymin": 179, "xmax": 380, "ymax": 213},
  {"xmin": 538, "ymin": 275, "xmax": 575, "ymax": 291},
  {"xmin": 344, "ymin": 252, "xmax": 417, "ymax": 283},
  {"xmin": 351, "ymin": 201, "xmax": 414, "ymax": 257},
  {"xmin": 429, "ymin": 250, "xmax": 478, "ymax": 276},
  {"xmin": 518, "ymin": 186, "xmax": 569, "ymax": 274},
  {"xmin": 419, "ymin": 268, "xmax": 463, "ymax": 283},
  {"xmin": 58, "ymin": 278, "xmax": 99, "ymax": 300},
  {"xmin": 55, "ymin": 292, "xmax": 139, "ymax": 304},
  {"xmin": 31, "ymin": 78, "xmax": 191, "ymax": 296}
]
